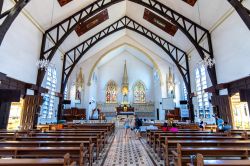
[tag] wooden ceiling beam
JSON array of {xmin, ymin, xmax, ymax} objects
[
  {"xmin": 0, "ymin": 0, "xmax": 30, "ymax": 46},
  {"xmin": 0, "ymin": 0, "xmax": 3, "ymax": 14},
  {"xmin": 58, "ymin": 0, "xmax": 73, "ymax": 7},
  {"xmin": 143, "ymin": 8, "xmax": 178, "ymax": 36},
  {"xmin": 75, "ymin": 9, "xmax": 109, "ymax": 36},
  {"xmin": 228, "ymin": 0, "xmax": 250, "ymax": 30},
  {"xmin": 182, "ymin": 0, "xmax": 197, "ymax": 6}
]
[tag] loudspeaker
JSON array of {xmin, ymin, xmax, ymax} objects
[
  {"xmin": 180, "ymin": 100, "xmax": 188, "ymax": 104},
  {"xmin": 63, "ymin": 100, "xmax": 71, "ymax": 104},
  {"xmin": 156, "ymin": 108, "xmax": 159, "ymax": 120}
]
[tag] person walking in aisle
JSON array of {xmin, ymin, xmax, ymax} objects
[
  {"xmin": 135, "ymin": 115, "xmax": 142, "ymax": 139},
  {"xmin": 124, "ymin": 118, "xmax": 131, "ymax": 137}
]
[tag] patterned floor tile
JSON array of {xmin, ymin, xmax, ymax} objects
[
  {"xmin": 92, "ymin": 128, "xmax": 165, "ymax": 166},
  {"xmin": 102, "ymin": 128, "xmax": 160, "ymax": 166}
]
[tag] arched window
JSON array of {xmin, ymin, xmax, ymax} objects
[
  {"xmin": 195, "ymin": 66, "xmax": 210, "ymax": 119},
  {"xmin": 70, "ymin": 83, "xmax": 76, "ymax": 100},
  {"xmin": 183, "ymin": 84, "xmax": 188, "ymax": 101},
  {"xmin": 64, "ymin": 86, "xmax": 68, "ymax": 100},
  {"xmin": 40, "ymin": 68, "xmax": 57, "ymax": 121},
  {"xmin": 106, "ymin": 81, "xmax": 118, "ymax": 103},
  {"xmin": 133, "ymin": 81, "xmax": 146, "ymax": 103}
]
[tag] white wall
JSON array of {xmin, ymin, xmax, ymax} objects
[
  {"xmin": 0, "ymin": 0, "xmax": 42, "ymax": 84},
  {"xmin": 65, "ymin": 36, "xmax": 185, "ymax": 120},
  {"xmin": 96, "ymin": 51, "xmax": 154, "ymax": 103},
  {"xmin": 187, "ymin": 5, "xmax": 250, "ymax": 123},
  {"xmin": 0, "ymin": 1, "xmax": 65, "ymax": 124},
  {"xmin": 212, "ymin": 11, "xmax": 250, "ymax": 84}
]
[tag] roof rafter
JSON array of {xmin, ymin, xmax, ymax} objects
[
  {"xmin": 129, "ymin": 0, "xmax": 217, "ymax": 89},
  {"xmin": 0, "ymin": 0, "xmax": 30, "ymax": 45},
  {"xmin": 59, "ymin": 16, "xmax": 193, "ymax": 120},
  {"xmin": 228, "ymin": 0, "xmax": 250, "ymax": 30},
  {"xmin": 37, "ymin": 0, "xmax": 216, "ymax": 91}
]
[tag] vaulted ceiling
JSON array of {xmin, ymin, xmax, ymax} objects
[
  {"xmin": 23, "ymin": 0, "xmax": 234, "ymax": 58},
  {"xmin": 96, "ymin": 45, "xmax": 154, "ymax": 68}
]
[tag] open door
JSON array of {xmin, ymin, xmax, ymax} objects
[{"xmin": 20, "ymin": 95, "xmax": 43, "ymax": 130}]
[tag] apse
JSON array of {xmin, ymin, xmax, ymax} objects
[{"xmin": 85, "ymin": 44, "xmax": 162, "ymax": 120}]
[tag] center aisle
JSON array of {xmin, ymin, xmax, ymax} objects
[{"xmin": 103, "ymin": 128, "xmax": 155, "ymax": 166}]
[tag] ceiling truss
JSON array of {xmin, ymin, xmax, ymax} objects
[
  {"xmin": 36, "ymin": 0, "xmax": 123, "ymax": 87},
  {"xmin": 60, "ymin": 16, "xmax": 193, "ymax": 120},
  {"xmin": 0, "ymin": 0, "xmax": 30, "ymax": 45},
  {"xmin": 228, "ymin": 0, "xmax": 250, "ymax": 30},
  {"xmin": 37, "ymin": 0, "xmax": 217, "ymax": 90},
  {"xmin": 130, "ymin": 0, "xmax": 217, "ymax": 90}
]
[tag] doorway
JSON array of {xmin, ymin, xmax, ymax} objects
[
  {"xmin": 231, "ymin": 93, "xmax": 250, "ymax": 130},
  {"xmin": 7, "ymin": 99, "xmax": 24, "ymax": 130}
]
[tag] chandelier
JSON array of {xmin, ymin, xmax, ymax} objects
[
  {"xmin": 36, "ymin": 59, "xmax": 55, "ymax": 71},
  {"xmin": 200, "ymin": 54, "xmax": 215, "ymax": 68}
]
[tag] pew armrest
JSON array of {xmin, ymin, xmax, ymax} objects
[
  {"xmin": 70, "ymin": 161, "xmax": 76, "ymax": 166},
  {"xmin": 171, "ymin": 150, "xmax": 178, "ymax": 157},
  {"xmin": 186, "ymin": 163, "xmax": 193, "ymax": 166}
]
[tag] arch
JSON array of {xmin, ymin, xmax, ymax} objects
[
  {"xmin": 133, "ymin": 80, "xmax": 146, "ymax": 103},
  {"xmin": 61, "ymin": 17, "xmax": 190, "ymax": 99},
  {"xmin": 58, "ymin": 16, "xmax": 194, "ymax": 121},
  {"xmin": 87, "ymin": 43, "xmax": 163, "ymax": 87},
  {"xmin": 37, "ymin": 0, "xmax": 216, "ymax": 92}
]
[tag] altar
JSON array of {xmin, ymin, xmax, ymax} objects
[
  {"xmin": 116, "ymin": 105, "xmax": 134, "ymax": 115},
  {"xmin": 97, "ymin": 102, "xmax": 155, "ymax": 120}
]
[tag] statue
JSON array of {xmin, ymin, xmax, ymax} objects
[
  {"xmin": 91, "ymin": 107, "xmax": 100, "ymax": 120},
  {"xmin": 75, "ymin": 68, "xmax": 84, "ymax": 101},
  {"xmin": 167, "ymin": 67, "xmax": 175, "ymax": 98}
]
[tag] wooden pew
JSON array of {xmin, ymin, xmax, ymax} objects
[
  {"xmin": 0, "ymin": 141, "xmax": 94, "ymax": 166},
  {"xmin": 0, "ymin": 127, "xmax": 110, "ymax": 144},
  {"xmin": 53, "ymin": 129, "xmax": 109, "ymax": 144},
  {"xmin": 187, "ymin": 153, "xmax": 250, "ymax": 166},
  {"xmin": 162, "ymin": 139, "xmax": 250, "ymax": 165},
  {"xmin": 154, "ymin": 132, "xmax": 228, "ymax": 152},
  {"xmin": 0, "ymin": 144, "xmax": 87, "ymax": 166},
  {"xmin": 11, "ymin": 136, "xmax": 101, "ymax": 160},
  {"xmin": 28, "ymin": 132, "xmax": 104, "ymax": 149},
  {"xmin": 0, "ymin": 153, "xmax": 76, "ymax": 166},
  {"xmin": 147, "ymin": 130, "xmax": 209, "ymax": 146},
  {"xmin": 63, "ymin": 123, "xmax": 115, "ymax": 134},
  {"xmin": 29, "ymin": 131, "xmax": 107, "ymax": 148},
  {"xmin": 0, "ymin": 130, "xmax": 107, "ymax": 160},
  {"xmin": 172, "ymin": 144, "xmax": 250, "ymax": 166}
]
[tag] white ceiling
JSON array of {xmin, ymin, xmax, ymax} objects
[
  {"xmin": 22, "ymin": 0, "xmax": 234, "ymax": 63},
  {"xmin": 97, "ymin": 44, "xmax": 154, "ymax": 68}
]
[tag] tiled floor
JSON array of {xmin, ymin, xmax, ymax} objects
[{"xmin": 102, "ymin": 128, "xmax": 164, "ymax": 166}]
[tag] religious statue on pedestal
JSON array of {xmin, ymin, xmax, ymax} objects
[
  {"xmin": 166, "ymin": 67, "xmax": 175, "ymax": 98},
  {"xmin": 76, "ymin": 68, "xmax": 84, "ymax": 102}
]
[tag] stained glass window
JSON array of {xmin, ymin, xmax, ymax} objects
[
  {"xmin": 106, "ymin": 81, "xmax": 118, "ymax": 103},
  {"xmin": 40, "ymin": 68, "xmax": 57, "ymax": 121},
  {"xmin": 133, "ymin": 81, "xmax": 146, "ymax": 103},
  {"xmin": 195, "ymin": 66, "xmax": 210, "ymax": 119}
]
